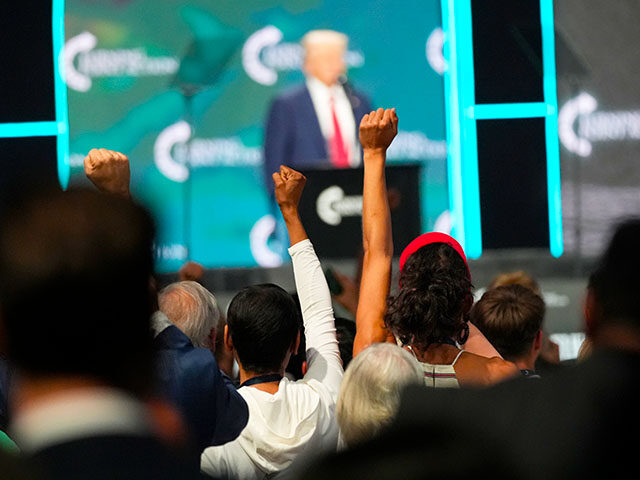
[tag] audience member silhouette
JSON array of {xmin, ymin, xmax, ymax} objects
[{"xmin": 0, "ymin": 188, "xmax": 203, "ymax": 479}]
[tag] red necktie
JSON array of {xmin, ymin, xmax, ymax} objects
[{"xmin": 329, "ymin": 96, "xmax": 350, "ymax": 168}]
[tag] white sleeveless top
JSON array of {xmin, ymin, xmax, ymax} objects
[{"xmin": 418, "ymin": 350, "xmax": 465, "ymax": 389}]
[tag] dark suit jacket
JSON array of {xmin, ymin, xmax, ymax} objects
[
  {"xmin": 30, "ymin": 434, "xmax": 206, "ymax": 480},
  {"xmin": 299, "ymin": 348, "xmax": 640, "ymax": 480},
  {"xmin": 263, "ymin": 83, "xmax": 371, "ymax": 195},
  {"xmin": 153, "ymin": 326, "xmax": 248, "ymax": 451},
  {"xmin": 0, "ymin": 356, "xmax": 12, "ymax": 431}
]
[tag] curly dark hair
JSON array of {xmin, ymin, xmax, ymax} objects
[{"xmin": 384, "ymin": 243, "xmax": 473, "ymax": 350}]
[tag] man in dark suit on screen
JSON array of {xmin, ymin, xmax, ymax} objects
[{"xmin": 263, "ymin": 30, "xmax": 372, "ymax": 194}]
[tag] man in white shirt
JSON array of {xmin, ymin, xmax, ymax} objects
[
  {"xmin": 263, "ymin": 30, "xmax": 372, "ymax": 195},
  {"xmin": 201, "ymin": 166, "xmax": 343, "ymax": 479}
]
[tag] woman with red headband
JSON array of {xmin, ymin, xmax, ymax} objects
[{"xmin": 353, "ymin": 108, "xmax": 517, "ymax": 388}]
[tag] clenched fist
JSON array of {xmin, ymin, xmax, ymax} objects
[
  {"xmin": 84, "ymin": 148, "xmax": 131, "ymax": 198},
  {"xmin": 359, "ymin": 108, "xmax": 398, "ymax": 152},
  {"xmin": 272, "ymin": 165, "xmax": 306, "ymax": 213},
  {"xmin": 178, "ymin": 261, "xmax": 205, "ymax": 283}
]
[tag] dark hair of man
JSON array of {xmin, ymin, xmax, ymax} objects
[
  {"xmin": 0, "ymin": 188, "xmax": 156, "ymax": 397},
  {"xmin": 590, "ymin": 218, "xmax": 640, "ymax": 328},
  {"xmin": 227, "ymin": 284, "xmax": 301, "ymax": 374},
  {"xmin": 385, "ymin": 243, "xmax": 473, "ymax": 349},
  {"xmin": 470, "ymin": 284, "xmax": 545, "ymax": 361},
  {"xmin": 285, "ymin": 292, "xmax": 306, "ymax": 380},
  {"xmin": 335, "ymin": 318, "xmax": 356, "ymax": 369}
]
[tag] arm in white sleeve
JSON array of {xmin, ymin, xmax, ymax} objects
[{"xmin": 288, "ymin": 239, "xmax": 343, "ymax": 394}]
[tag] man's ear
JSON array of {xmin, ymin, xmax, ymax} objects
[
  {"xmin": 533, "ymin": 330, "xmax": 543, "ymax": 352},
  {"xmin": 224, "ymin": 325, "xmax": 234, "ymax": 352},
  {"xmin": 293, "ymin": 331, "xmax": 301, "ymax": 355},
  {"xmin": 584, "ymin": 288, "xmax": 601, "ymax": 337}
]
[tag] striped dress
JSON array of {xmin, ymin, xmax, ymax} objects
[{"xmin": 418, "ymin": 350, "xmax": 465, "ymax": 388}]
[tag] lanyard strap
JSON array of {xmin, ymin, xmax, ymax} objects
[{"xmin": 240, "ymin": 373, "xmax": 283, "ymax": 388}]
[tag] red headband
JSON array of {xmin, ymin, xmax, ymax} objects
[{"xmin": 398, "ymin": 232, "xmax": 470, "ymax": 278}]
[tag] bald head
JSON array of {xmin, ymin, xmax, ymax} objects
[{"xmin": 302, "ymin": 30, "xmax": 348, "ymax": 87}]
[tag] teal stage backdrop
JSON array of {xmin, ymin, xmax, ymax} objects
[{"xmin": 65, "ymin": 0, "xmax": 448, "ymax": 272}]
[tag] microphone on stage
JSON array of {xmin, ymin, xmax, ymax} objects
[{"xmin": 338, "ymin": 74, "xmax": 360, "ymax": 109}]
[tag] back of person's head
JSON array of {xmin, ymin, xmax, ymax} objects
[
  {"xmin": 470, "ymin": 285, "xmax": 545, "ymax": 362},
  {"xmin": 336, "ymin": 343, "xmax": 423, "ymax": 447},
  {"xmin": 335, "ymin": 318, "xmax": 356, "ymax": 369},
  {"xmin": 0, "ymin": 188, "xmax": 155, "ymax": 397},
  {"xmin": 385, "ymin": 242, "xmax": 473, "ymax": 349},
  {"xmin": 158, "ymin": 281, "xmax": 220, "ymax": 349},
  {"xmin": 227, "ymin": 284, "xmax": 300, "ymax": 374},
  {"xmin": 589, "ymin": 218, "xmax": 640, "ymax": 330},
  {"xmin": 488, "ymin": 270, "xmax": 541, "ymax": 295}
]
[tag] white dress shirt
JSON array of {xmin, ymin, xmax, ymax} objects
[{"xmin": 306, "ymin": 76, "xmax": 360, "ymax": 167}]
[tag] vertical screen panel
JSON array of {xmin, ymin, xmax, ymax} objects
[
  {"xmin": 0, "ymin": 3, "xmax": 55, "ymax": 122},
  {"xmin": 477, "ymin": 118, "xmax": 549, "ymax": 249},
  {"xmin": 0, "ymin": 136, "xmax": 59, "ymax": 217},
  {"xmin": 471, "ymin": 0, "xmax": 544, "ymax": 104}
]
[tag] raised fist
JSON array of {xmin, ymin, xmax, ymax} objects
[
  {"xmin": 272, "ymin": 165, "xmax": 306, "ymax": 212},
  {"xmin": 84, "ymin": 148, "xmax": 131, "ymax": 198},
  {"xmin": 178, "ymin": 261, "xmax": 205, "ymax": 283},
  {"xmin": 359, "ymin": 108, "xmax": 398, "ymax": 152}
]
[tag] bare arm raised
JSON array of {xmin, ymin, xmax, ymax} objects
[{"xmin": 352, "ymin": 108, "xmax": 399, "ymax": 357}]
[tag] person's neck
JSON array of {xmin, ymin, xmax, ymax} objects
[
  {"xmin": 12, "ymin": 374, "xmax": 188, "ymax": 449},
  {"xmin": 238, "ymin": 368, "xmax": 285, "ymax": 394},
  {"xmin": 11, "ymin": 374, "xmax": 108, "ymax": 415},
  {"xmin": 592, "ymin": 323, "xmax": 640, "ymax": 354},
  {"xmin": 513, "ymin": 357, "xmax": 536, "ymax": 372},
  {"xmin": 307, "ymin": 75, "xmax": 338, "ymax": 89},
  {"xmin": 512, "ymin": 346, "xmax": 539, "ymax": 372}
]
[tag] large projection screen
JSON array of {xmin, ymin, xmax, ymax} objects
[{"xmin": 65, "ymin": 0, "xmax": 449, "ymax": 272}]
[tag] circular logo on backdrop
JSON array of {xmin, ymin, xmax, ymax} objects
[
  {"xmin": 63, "ymin": 32, "xmax": 179, "ymax": 92},
  {"xmin": 558, "ymin": 93, "xmax": 640, "ymax": 157},
  {"xmin": 241, "ymin": 25, "xmax": 365, "ymax": 86},
  {"xmin": 426, "ymin": 27, "xmax": 445, "ymax": 75}
]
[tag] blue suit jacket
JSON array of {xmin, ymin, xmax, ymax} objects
[
  {"xmin": 0, "ymin": 356, "xmax": 12, "ymax": 431},
  {"xmin": 263, "ymin": 83, "xmax": 372, "ymax": 195},
  {"xmin": 153, "ymin": 325, "xmax": 248, "ymax": 451}
]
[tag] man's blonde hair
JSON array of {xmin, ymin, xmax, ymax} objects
[{"xmin": 301, "ymin": 30, "xmax": 348, "ymax": 52}]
